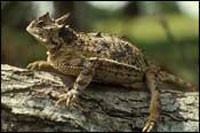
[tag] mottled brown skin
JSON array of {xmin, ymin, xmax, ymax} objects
[{"xmin": 26, "ymin": 12, "xmax": 195, "ymax": 132}]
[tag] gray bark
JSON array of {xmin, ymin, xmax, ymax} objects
[{"xmin": 1, "ymin": 64, "xmax": 199, "ymax": 132}]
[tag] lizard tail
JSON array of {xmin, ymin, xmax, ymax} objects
[{"xmin": 160, "ymin": 71, "xmax": 196, "ymax": 92}]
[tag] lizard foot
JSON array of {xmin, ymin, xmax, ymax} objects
[
  {"xmin": 27, "ymin": 61, "xmax": 48, "ymax": 71},
  {"xmin": 55, "ymin": 89, "xmax": 79, "ymax": 107},
  {"xmin": 142, "ymin": 119, "xmax": 155, "ymax": 132}
]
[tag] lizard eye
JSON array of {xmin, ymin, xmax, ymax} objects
[{"xmin": 38, "ymin": 21, "xmax": 45, "ymax": 27}]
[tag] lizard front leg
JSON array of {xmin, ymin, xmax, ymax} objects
[
  {"xmin": 55, "ymin": 59, "xmax": 96, "ymax": 106},
  {"xmin": 143, "ymin": 66, "xmax": 160, "ymax": 132},
  {"xmin": 27, "ymin": 60, "xmax": 58, "ymax": 73}
]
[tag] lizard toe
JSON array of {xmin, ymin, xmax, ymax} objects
[
  {"xmin": 142, "ymin": 120, "xmax": 155, "ymax": 132},
  {"xmin": 55, "ymin": 90, "xmax": 79, "ymax": 107}
]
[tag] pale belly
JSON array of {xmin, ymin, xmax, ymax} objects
[
  {"xmin": 94, "ymin": 69, "xmax": 145, "ymax": 85},
  {"xmin": 53, "ymin": 63, "xmax": 144, "ymax": 85},
  {"xmin": 50, "ymin": 55, "xmax": 146, "ymax": 85}
]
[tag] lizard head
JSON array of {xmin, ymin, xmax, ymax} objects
[{"xmin": 26, "ymin": 12, "xmax": 74, "ymax": 52}]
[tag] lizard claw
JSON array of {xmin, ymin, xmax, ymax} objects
[
  {"xmin": 27, "ymin": 62, "xmax": 38, "ymax": 70},
  {"xmin": 55, "ymin": 89, "xmax": 79, "ymax": 107},
  {"xmin": 27, "ymin": 61, "xmax": 45, "ymax": 70},
  {"xmin": 142, "ymin": 120, "xmax": 155, "ymax": 132}
]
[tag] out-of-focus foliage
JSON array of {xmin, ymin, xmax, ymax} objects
[
  {"xmin": 1, "ymin": 2, "xmax": 47, "ymax": 67},
  {"xmin": 1, "ymin": 1, "xmax": 198, "ymax": 87},
  {"xmin": 2, "ymin": 2, "xmax": 35, "ymax": 29}
]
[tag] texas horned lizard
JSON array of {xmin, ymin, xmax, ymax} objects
[{"xmin": 26, "ymin": 12, "xmax": 195, "ymax": 132}]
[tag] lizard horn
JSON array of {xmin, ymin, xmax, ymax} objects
[{"xmin": 55, "ymin": 13, "xmax": 70, "ymax": 26}]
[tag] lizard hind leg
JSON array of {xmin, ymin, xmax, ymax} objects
[{"xmin": 142, "ymin": 67, "xmax": 160, "ymax": 132}]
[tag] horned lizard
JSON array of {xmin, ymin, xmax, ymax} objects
[{"xmin": 26, "ymin": 12, "xmax": 195, "ymax": 132}]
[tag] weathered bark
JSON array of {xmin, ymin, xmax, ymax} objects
[{"xmin": 1, "ymin": 64, "xmax": 199, "ymax": 132}]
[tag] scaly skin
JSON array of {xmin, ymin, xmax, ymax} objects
[{"xmin": 26, "ymin": 12, "xmax": 195, "ymax": 132}]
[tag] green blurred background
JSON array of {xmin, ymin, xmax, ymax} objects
[{"xmin": 1, "ymin": 1, "xmax": 199, "ymax": 89}]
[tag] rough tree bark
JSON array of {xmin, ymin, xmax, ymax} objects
[{"xmin": 1, "ymin": 64, "xmax": 199, "ymax": 132}]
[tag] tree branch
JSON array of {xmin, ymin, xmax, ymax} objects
[{"xmin": 1, "ymin": 64, "xmax": 199, "ymax": 132}]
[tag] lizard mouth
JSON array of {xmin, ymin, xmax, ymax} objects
[
  {"xmin": 26, "ymin": 21, "xmax": 48, "ymax": 43},
  {"xmin": 26, "ymin": 20, "xmax": 35, "ymax": 33}
]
